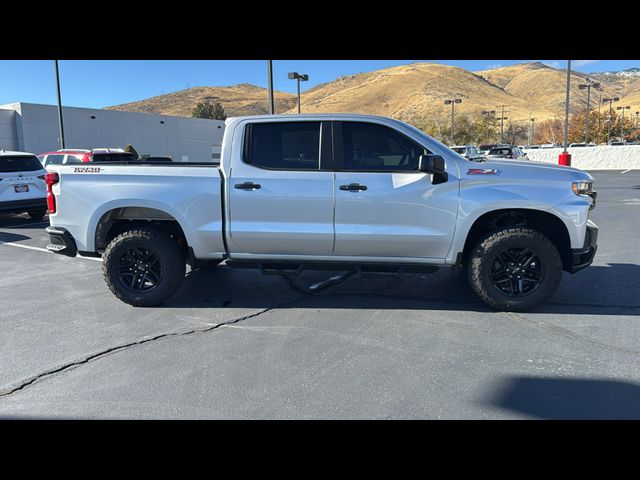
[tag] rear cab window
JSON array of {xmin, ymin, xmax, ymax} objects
[{"xmin": 91, "ymin": 153, "xmax": 138, "ymax": 163}]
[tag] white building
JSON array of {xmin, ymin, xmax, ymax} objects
[{"xmin": 0, "ymin": 102, "xmax": 225, "ymax": 162}]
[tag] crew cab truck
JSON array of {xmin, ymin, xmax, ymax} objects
[{"xmin": 45, "ymin": 114, "xmax": 598, "ymax": 312}]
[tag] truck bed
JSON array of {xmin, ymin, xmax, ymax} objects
[{"xmin": 50, "ymin": 163, "xmax": 226, "ymax": 259}]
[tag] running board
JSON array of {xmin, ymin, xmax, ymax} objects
[{"xmin": 225, "ymin": 260, "xmax": 439, "ymax": 277}]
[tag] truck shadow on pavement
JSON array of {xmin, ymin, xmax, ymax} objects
[
  {"xmin": 0, "ymin": 213, "xmax": 49, "ymax": 229},
  {"xmin": 485, "ymin": 376, "xmax": 640, "ymax": 419},
  {"xmin": 166, "ymin": 262, "xmax": 640, "ymax": 316},
  {"xmin": 0, "ymin": 231, "xmax": 32, "ymax": 243}
]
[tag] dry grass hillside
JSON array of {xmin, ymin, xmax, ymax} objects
[
  {"xmin": 476, "ymin": 62, "xmax": 640, "ymax": 116},
  {"xmin": 106, "ymin": 83, "xmax": 297, "ymax": 117},
  {"xmin": 288, "ymin": 62, "xmax": 556, "ymax": 122},
  {"xmin": 105, "ymin": 62, "xmax": 640, "ymax": 126}
]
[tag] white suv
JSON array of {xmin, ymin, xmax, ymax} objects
[{"xmin": 0, "ymin": 151, "xmax": 48, "ymax": 220}]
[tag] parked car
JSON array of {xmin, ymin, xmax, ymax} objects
[
  {"xmin": 486, "ymin": 145, "xmax": 528, "ymax": 160},
  {"xmin": 45, "ymin": 114, "xmax": 598, "ymax": 312},
  {"xmin": 38, "ymin": 149, "xmax": 137, "ymax": 168},
  {"xmin": 478, "ymin": 144, "xmax": 497, "ymax": 155},
  {"xmin": 0, "ymin": 151, "xmax": 48, "ymax": 220},
  {"xmin": 451, "ymin": 145, "xmax": 486, "ymax": 162},
  {"xmin": 609, "ymin": 141, "xmax": 627, "ymax": 146}
]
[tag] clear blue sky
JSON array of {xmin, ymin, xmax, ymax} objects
[{"xmin": 0, "ymin": 60, "xmax": 636, "ymax": 109}]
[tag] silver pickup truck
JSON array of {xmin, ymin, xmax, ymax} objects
[{"xmin": 45, "ymin": 114, "xmax": 598, "ymax": 312}]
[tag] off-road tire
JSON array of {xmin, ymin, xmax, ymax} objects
[
  {"xmin": 467, "ymin": 227, "xmax": 563, "ymax": 312},
  {"xmin": 27, "ymin": 209, "xmax": 47, "ymax": 220},
  {"xmin": 103, "ymin": 228, "xmax": 186, "ymax": 307}
]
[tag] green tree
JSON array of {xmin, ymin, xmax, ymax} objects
[{"xmin": 192, "ymin": 101, "xmax": 227, "ymax": 120}]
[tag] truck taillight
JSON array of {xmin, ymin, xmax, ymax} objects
[{"xmin": 45, "ymin": 172, "xmax": 59, "ymax": 213}]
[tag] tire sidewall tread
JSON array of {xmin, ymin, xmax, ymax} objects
[
  {"xmin": 102, "ymin": 228, "xmax": 186, "ymax": 307},
  {"xmin": 467, "ymin": 227, "xmax": 563, "ymax": 312}
]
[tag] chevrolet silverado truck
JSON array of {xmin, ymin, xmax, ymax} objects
[{"xmin": 44, "ymin": 114, "xmax": 598, "ymax": 312}]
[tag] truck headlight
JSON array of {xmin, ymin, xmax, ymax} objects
[{"xmin": 572, "ymin": 181, "xmax": 593, "ymax": 196}]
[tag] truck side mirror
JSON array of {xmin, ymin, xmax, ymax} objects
[{"xmin": 419, "ymin": 154, "xmax": 448, "ymax": 184}]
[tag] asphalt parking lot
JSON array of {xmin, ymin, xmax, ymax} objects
[{"xmin": 0, "ymin": 170, "xmax": 639, "ymax": 419}]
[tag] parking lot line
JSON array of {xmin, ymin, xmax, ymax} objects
[
  {"xmin": 0, "ymin": 240, "xmax": 102, "ymax": 261},
  {"xmin": 621, "ymin": 169, "xmax": 633, "ymax": 174}
]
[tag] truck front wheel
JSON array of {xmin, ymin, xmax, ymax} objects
[
  {"xmin": 102, "ymin": 228, "xmax": 186, "ymax": 307},
  {"xmin": 467, "ymin": 227, "xmax": 563, "ymax": 312}
]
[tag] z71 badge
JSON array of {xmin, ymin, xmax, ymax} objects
[
  {"xmin": 467, "ymin": 168, "xmax": 500, "ymax": 175},
  {"xmin": 74, "ymin": 167, "xmax": 102, "ymax": 173}
]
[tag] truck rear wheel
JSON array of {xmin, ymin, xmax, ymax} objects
[
  {"xmin": 102, "ymin": 228, "xmax": 186, "ymax": 307},
  {"xmin": 467, "ymin": 227, "xmax": 563, "ymax": 312}
]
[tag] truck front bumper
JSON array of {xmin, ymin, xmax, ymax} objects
[
  {"xmin": 568, "ymin": 223, "xmax": 598, "ymax": 273},
  {"xmin": 46, "ymin": 226, "xmax": 78, "ymax": 257}
]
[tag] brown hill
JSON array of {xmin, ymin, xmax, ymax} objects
[
  {"xmin": 106, "ymin": 83, "xmax": 297, "ymax": 117},
  {"xmin": 105, "ymin": 62, "xmax": 640, "ymax": 126},
  {"xmin": 476, "ymin": 62, "xmax": 633, "ymax": 117},
  {"xmin": 288, "ymin": 62, "xmax": 556, "ymax": 122}
]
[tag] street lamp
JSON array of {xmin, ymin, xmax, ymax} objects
[
  {"xmin": 578, "ymin": 78, "xmax": 601, "ymax": 144},
  {"xmin": 267, "ymin": 60, "xmax": 275, "ymax": 114},
  {"xmin": 529, "ymin": 117, "xmax": 536, "ymax": 146},
  {"xmin": 288, "ymin": 72, "xmax": 309, "ymax": 114},
  {"xmin": 617, "ymin": 105, "xmax": 631, "ymax": 139},
  {"xmin": 496, "ymin": 104, "xmax": 509, "ymax": 144},
  {"xmin": 602, "ymin": 96, "xmax": 620, "ymax": 144},
  {"xmin": 54, "ymin": 60, "xmax": 65, "ymax": 149},
  {"xmin": 444, "ymin": 97, "xmax": 462, "ymax": 146}
]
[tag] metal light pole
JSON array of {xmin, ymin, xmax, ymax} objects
[
  {"xmin": 597, "ymin": 94, "xmax": 603, "ymax": 143},
  {"xmin": 444, "ymin": 97, "xmax": 462, "ymax": 146},
  {"xmin": 267, "ymin": 60, "xmax": 275, "ymax": 114},
  {"xmin": 578, "ymin": 78, "xmax": 601, "ymax": 144},
  {"xmin": 482, "ymin": 110, "xmax": 496, "ymax": 143},
  {"xmin": 529, "ymin": 117, "xmax": 536, "ymax": 146},
  {"xmin": 603, "ymin": 96, "xmax": 620, "ymax": 144},
  {"xmin": 54, "ymin": 60, "xmax": 65, "ymax": 149},
  {"xmin": 562, "ymin": 60, "xmax": 571, "ymax": 154},
  {"xmin": 288, "ymin": 72, "xmax": 309, "ymax": 114},
  {"xmin": 496, "ymin": 104, "xmax": 509, "ymax": 144},
  {"xmin": 617, "ymin": 105, "xmax": 630, "ymax": 139}
]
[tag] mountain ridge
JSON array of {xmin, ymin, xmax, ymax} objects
[{"xmin": 106, "ymin": 62, "xmax": 640, "ymax": 123}]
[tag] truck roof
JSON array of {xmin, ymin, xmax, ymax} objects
[{"xmin": 226, "ymin": 113, "xmax": 407, "ymax": 124}]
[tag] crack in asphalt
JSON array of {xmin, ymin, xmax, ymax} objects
[
  {"xmin": 1, "ymin": 265, "xmax": 638, "ymax": 400},
  {"xmin": 0, "ymin": 297, "xmax": 305, "ymax": 400},
  {"xmin": 0, "ymin": 271, "xmax": 354, "ymax": 400}
]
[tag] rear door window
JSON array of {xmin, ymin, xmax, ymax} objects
[
  {"xmin": 244, "ymin": 122, "xmax": 321, "ymax": 170},
  {"xmin": 0, "ymin": 155, "xmax": 43, "ymax": 172}
]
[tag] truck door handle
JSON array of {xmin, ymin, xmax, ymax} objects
[
  {"xmin": 339, "ymin": 183, "xmax": 368, "ymax": 192},
  {"xmin": 234, "ymin": 182, "xmax": 262, "ymax": 190}
]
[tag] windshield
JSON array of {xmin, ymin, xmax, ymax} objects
[
  {"xmin": 0, "ymin": 155, "xmax": 43, "ymax": 173},
  {"xmin": 488, "ymin": 148, "xmax": 511, "ymax": 156}
]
